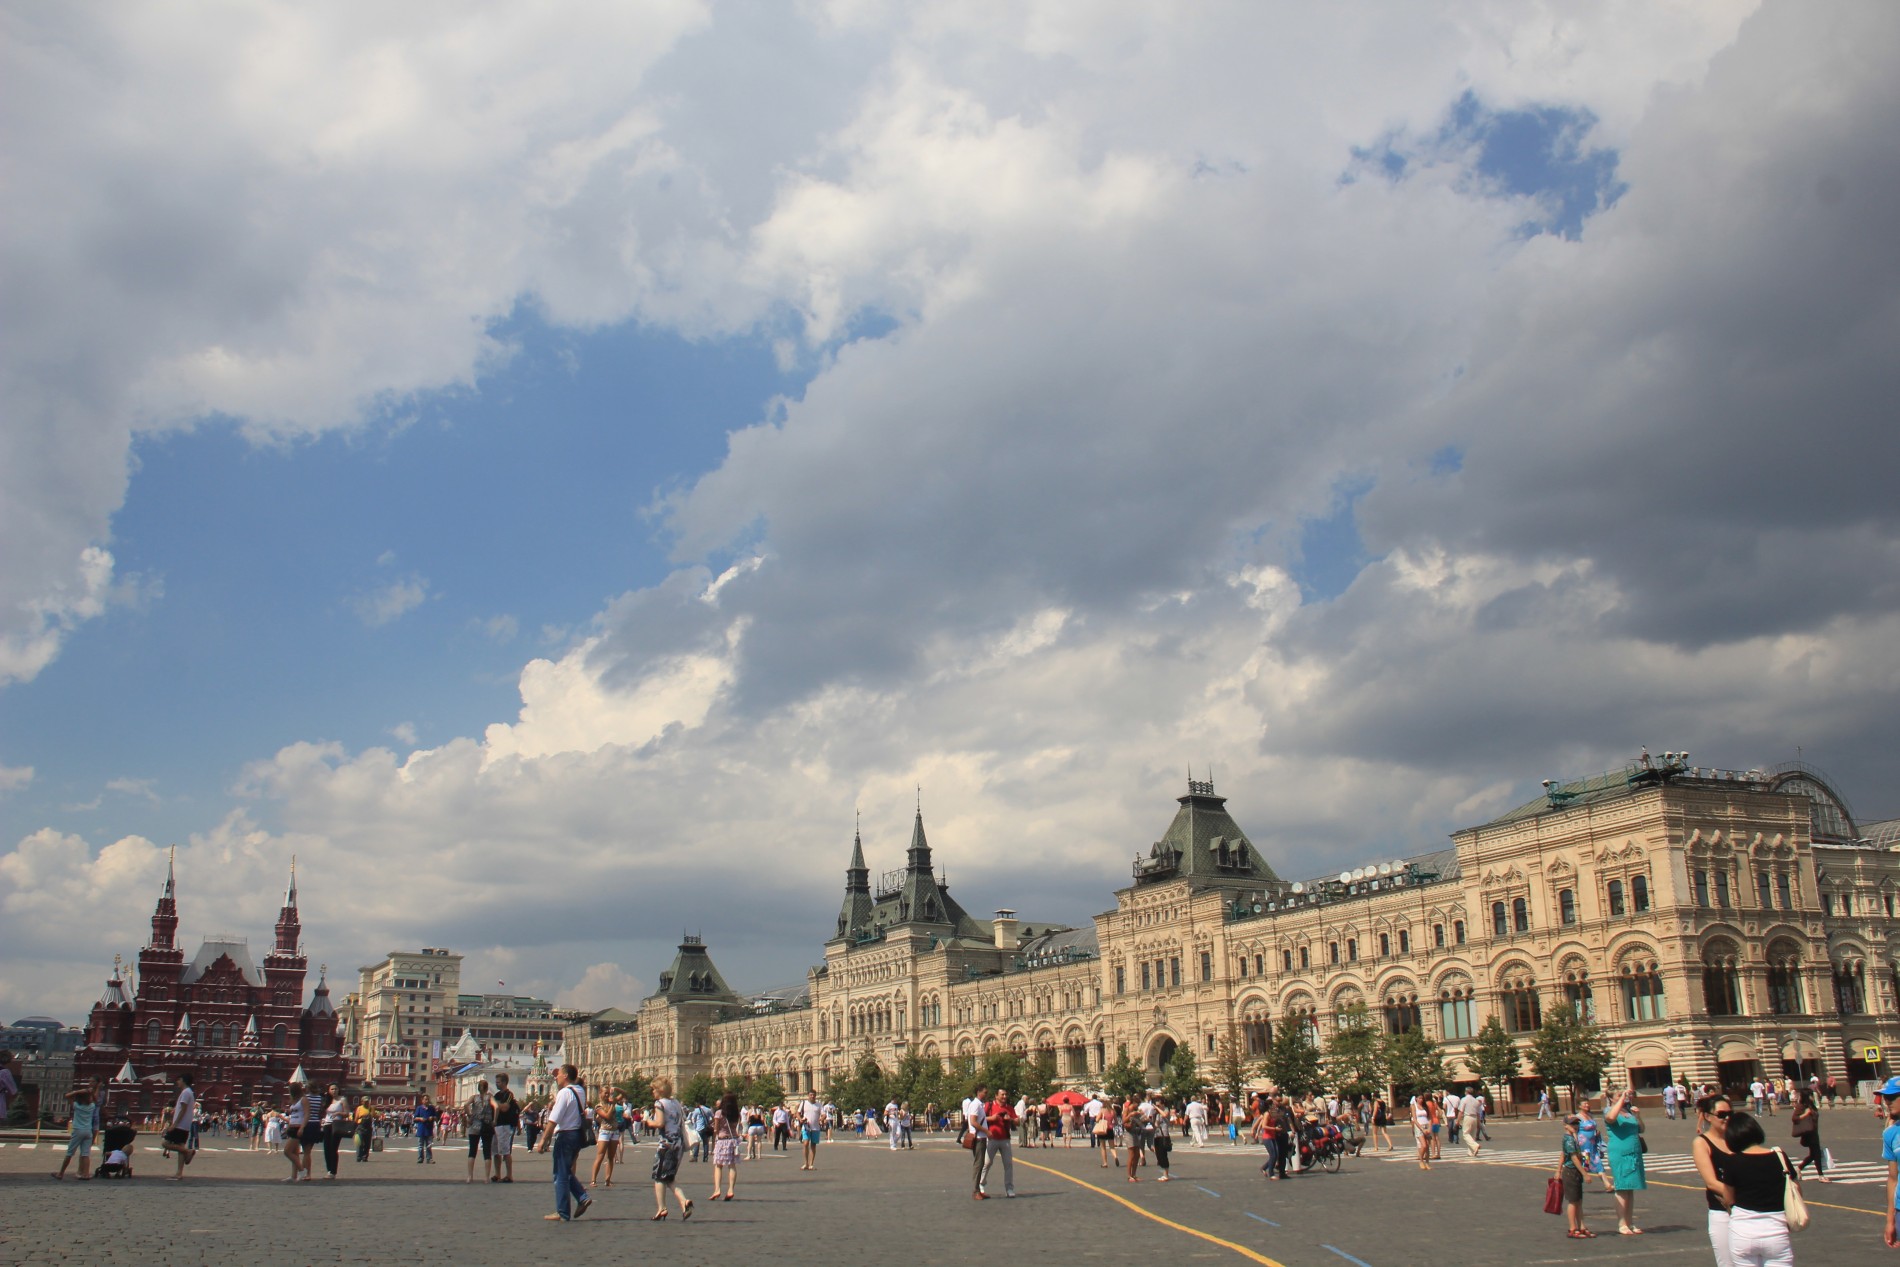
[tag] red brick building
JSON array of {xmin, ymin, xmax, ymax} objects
[{"xmin": 74, "ymin": 853, "xmax": 344, "ymax": 1114}]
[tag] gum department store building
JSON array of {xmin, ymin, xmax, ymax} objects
[{"xmin": 569, "ymin": 755, "xmax": 1899, "ymax": 1101}]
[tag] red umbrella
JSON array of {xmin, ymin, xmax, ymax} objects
[{"xmin": 1045, "ymin": 1090, "xmax": 1090, "ymax": 1107}]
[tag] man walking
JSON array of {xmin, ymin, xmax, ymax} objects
[
  {"xmin": 535, "ymin": 1064, "xmax": 592, "ymax": 1222},
  {"xmin": 963, "ymin": 1082, "xmax": 991, "ymax": 1199},
  {"xmin": 799, "ymin": 1091, "xmax": 824, "ymax": 1170},
  {"xmin": 771, "ymin": 1102, "xmax": 791, "ymax": 1151},
  {"xmin": 1459, "ymin": 1087, "xmax": 1484, "ymax": 1156},
  {"xmin": 1186, "ymin": 1095, "xmax": 1208, "ymax": 1146},
  {"xmin": 162, "ymin": 1072, "xmax": 197, "ymax": 1180},
  {"xmin": 413, "ymin": 1095, "xmax": 437, "ymax": 1163}
]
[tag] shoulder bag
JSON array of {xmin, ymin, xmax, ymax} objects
[
  {"xmin": 570, "ymin": 1087, "xmax": 599, "ymax": 1146},
  {"xmin": 1773, "ymin": 1147, "xmax": 1809, "ymax": 1231}
]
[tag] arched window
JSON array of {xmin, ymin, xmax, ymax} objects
[
  {"xmin": 1398, "ymin": 928, "xmax": 1410, "ymax": 954},
  {"xmin": 1558, "ymin": 889, "xmax": 1577, "ymax": 926},
  {"xmin": 1438, "ymin": 983, "xmax": 1474, "ymax": 1039},
  {"xmin": 1766, "ymin": 944, "xmax": 1804, "ymax": 1015},
  {"xmin": 273, "ymin": 1023, "xmax": 288, "ymax": 1049},
  {"xmin": 1606, "ymin": 879, "xmax": 1626, "ymax": 917},
  {"xmin": 1346, "ymin": 938, "xmax": 1358, "ymax": 962},
  {"xmin": 193, "ymin": 1022, "xmax": 207, "ymax": 1047},
  {"xmin": 1498, "ymin": 971, "xmax": 1541, "ymax": 1033},
  {"xmin": 1512, "ymin": 897, "xmax": 1530, "ymax": 933},
  {"xmin": 1383, "ymin": 990, "xmax": 1420, "ymax": 1034},
  {"xmin": 146, "ymin": 1021, "xmax": 161, "ymax": 1046},
  {"xmin": 1242, "ymin": 1011, "xmax": 1272, "ymax": 1056},
  {"xmin": 1491, "ymin": 902, "xmax": 1508, "ymax": 938},
  {"xmin": 210, "ymin": 1024, "xmax": 224, "ymax": 1047},
  {"xmin": 1328, "ymin": 942, "xmax": 1340, "ymax": 965},
  {"xmin": 1833, "ymin": 962, "xmax": 1865, "ymax": 1015},
  {"xmin": 1379, "ymin": 933, "xmax": 1391, "ymax": 958},
  {"xmin": 1298, "ymin": 946, "xmax": 1310, "ymax": 970},
  {"xmin": 1620, "ymin": 957, "xmax": 1667, "ymax": 1022},
  {"xmin": 1631, "ymin": 874, "xmax": 1650, "ymax": 913},
  {"xmin": 1702, "ymin": 944, "xmax": 1743, "ymax": 1017}
]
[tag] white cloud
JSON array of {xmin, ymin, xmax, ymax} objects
[
  {"xmin": 0, "ymin": 764, "xmax": 32, "ymax": 793},
  {"xmin": 106, "ymin": 776, "xmax": 160, "ymax": 803},
  {"xmin": 559, "ymin": 962, "xmax": 651, "ymax": 1013},
  {"xmin": 350, "ymin": 575, "xmax": 430, "ymax": 627},
  {"xmin": 389, "ymin": 722, "xmax": 418, "ymax": 746}
]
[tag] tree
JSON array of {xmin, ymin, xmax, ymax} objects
[
  {"xmin": 1466, "ymin": 1016, "xmax": 1521, "ymax": 1114},
  {"xmin": 1024, "ymin": 1050, "xmax": 1059, "ymax": 1104},
  {"xmin": 743, "ymin": 1074, "xmax": 786, "ymax": 1109},
  {"xmin": 826, "ymin": 1055, "xmax": 888, "ymax": 1111},
  {"xmin": 1529, "ymin": 1007, "xmax": 1613, "ymax": 1110},
  {"xmin": 1261, "ymin": 1022, "xmax": 1324, "ymax": 1097},
  {"xmin": 681, "ymin": 1073, "xmax": 725, "ymax": 1109},
  {"xmin": 978, "ymin": 1050, "xmax": 1029, "ymax": 1101},
  {"xmin": 1323, "ymin": 1003, "xmax": 1388, "ymax": 1098},
  {"xmin": 1162, "ymin": 1044, "xmax": 1204, "ymax": 1104},
  {"xmin": 1209, "ymin": 1025, "xmax": 1256, "ymax": 1102},
  {"xmin": 1383, "ymin": 1026, "xmax": 1449, "ymax": 1100},
  {"xmin": 613, "ymin": 1070, "xmax": 655, "ymax": 1108},
  {"xmin": 1101, "ymin": 1045, "xmax": 1148, "ymax": 1101},
  {"xmin": 888, "ymin": 1051, "xmax": 947, "ymax": 1111}
]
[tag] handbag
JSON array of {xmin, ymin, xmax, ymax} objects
[
  {"xmin": 1774, "ymin": 1147, "xmax": 1810, "ymax": 1232},
  {"xmin": 568, "ymin": 1088, "xmax": 598, "ymax": 1146},
  {"xmin": 1543, "ymin": 1173, "xmax": 1564, "ymax": 1215}
]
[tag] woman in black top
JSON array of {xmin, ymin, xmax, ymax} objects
[
  {"xmin": 1691, "ymin": 1096, "xmax": 1734, "ymax": 1265},
  {"xmin": 1789, "ymin": 1090, "xmax": 1827, "ymax": 1181},
  {"xmin": 1721, "ymin": 1110, "xmax": 1800, "ymax": 1267}
]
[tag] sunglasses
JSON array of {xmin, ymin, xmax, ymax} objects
[{"xmin": 1710, "ymin": 1110, "xmax": 1732, "ymax": 1118}]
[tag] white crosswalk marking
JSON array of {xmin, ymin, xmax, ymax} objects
[{"xmin": 1375, "ymin": 1145, "xmax": 1888, "ymax": 1185}]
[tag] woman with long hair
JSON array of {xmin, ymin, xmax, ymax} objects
[
  {"xmin": 1692, "ymin": 1095, "xmax": 1736, "ymax": 1267},
  {"xmin": 1095, "ymin": 1100, "xmax": 1117, "ymax": 1167},
  {"xmin": 709, "ymin": 1092, "xmax": 742, "ymax": 1201},
  {"xmin": 1789, "ymin": 1089, "xmax": 1828, "ymax": 1182},
  {"xmin": 589, "ymin": 1089, "xmax": 620, "ymax": 1187},
  {"xmin": 1371, "ymin": 1097, "xmax": 1393, "ymax": 1151}
]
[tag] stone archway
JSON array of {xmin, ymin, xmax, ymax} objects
[{"xmin": 1147, "ymin": 1033, "xmax": 1178, "ymax": 1083}]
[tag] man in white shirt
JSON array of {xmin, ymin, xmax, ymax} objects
[
  {"xmin": 771, "ymin": 1103, "xmax": 791, "ymax": 1151},
  {"xmin": 163, "ymin": 1072, "xmax": 197, "ymax": 1180},
  {"xmin": 887, "ymin": 1099, "xmax": 903, "ymax": 1150},
  {"xmin": 800, "ymin": 1094, "xmax": 824, "ymax": 1170},
  {"xmin": 1458, "ymin": 1090, "xmax": 1484, "ymax": 1156},
  {"xmin": 533, "ymin": 1063, "xmax": 592, "ymax": 1221},
  {"xmin": 1185, "ymin": 1096, "xmax": 1208, "ymax": 1146},
  {"xmin": 962, "ymin": 1083, "xmax": 990, "ymax": 1199}
]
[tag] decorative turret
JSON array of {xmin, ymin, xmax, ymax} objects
[
  {"xmin": 239, "ymin": 1014, "xmax": 261, "ymax": 1049},
  {"xmin": 654, "ymin": 934, "xmax": 741, "ymax": 1003},
  {"xmin": 834, "ymin": 824, "xmax": 876, "ymax": 941},
  {"xmin": 897, "ymin": 809, "xmax": 952, "ymax": 927},
  {"xmin": 1132, "ymin": 775, "xmax": 1281, "ymax": 889},
  {"xmin": 273, "ymin": 857, "xmax": 301, "ymax": 954},
  {"xmin": 149, "ymin": 847, "xmax": 179, "ymax": 950}
]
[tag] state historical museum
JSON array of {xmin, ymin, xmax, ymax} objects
[{"xmin": 73, "ymin": 854, "xmax": 344, "ymax": 1113}]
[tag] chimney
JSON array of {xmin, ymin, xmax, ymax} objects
[{"xmin": 993, "ymin": 909, "xmax": 1020, "ymax": 951}]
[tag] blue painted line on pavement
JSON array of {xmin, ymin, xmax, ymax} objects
[
  {"xmin": 1195, "ymin": 1184, "xmax": 1221, "ymax": 1197},
  {"xmin": 1243, "ymin": 1212, "xmax": 1279, "ymax": 1227},
  {"xmin": 1322, "ymin": 1246, "xmax": 1374, "ymax": 1267}
]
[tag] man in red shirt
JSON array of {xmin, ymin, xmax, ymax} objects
[{"xmin": 984, "ymin": 1089, "xmax": 1017, "ymax": 1198}]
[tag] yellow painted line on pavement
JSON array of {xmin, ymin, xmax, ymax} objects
[{"xmin": 1015, "ymin": 1158, "xmax": 1289, "ymax": 1267}]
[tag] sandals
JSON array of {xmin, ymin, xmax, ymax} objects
[
  {"xmin": 652, "ymin": 1211, "xmax": 668, "ymax": 1221},
  {"xmin": 682, "ymin": 1200, "xmax": 694, "ymax": 1221}
]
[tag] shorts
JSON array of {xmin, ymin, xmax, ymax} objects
[
  {"xmin": 298, "ymin": 1122, "xmax": 323, "ymax": 1147},
  {"xmin": 1560, "ymin": 1166, "xmax": 1584, "ymax": 1204},
  {"xmin": 67, "ymin": 1131, "xmax": 95, "ymax": 1159},
  {"xmin": 492, "ymin": 1125, "xmax": 515, "ymax": 1157},
  {"xmin": 801, "ymin": 1127, "xmax": 821, "ymax": 1144},
  {"xmin": 164, "ymin": 1127, "xmax": 193, "ymax": 1149},
  {"xmin": 468, "ymin": 1127, "xmax": 493, "ymax": 1158}
]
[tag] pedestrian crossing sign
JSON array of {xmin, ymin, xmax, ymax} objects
[{"xmin": 1865, "ymin": 1044, "xmax": 1883, "ymax": 1063}]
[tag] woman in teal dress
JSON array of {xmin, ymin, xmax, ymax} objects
[{"xmin": 1601, "ymin": 1088, "xmax": 1647, "ymax": 1235}]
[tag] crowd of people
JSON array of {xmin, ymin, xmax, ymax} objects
[{"xmin": 24, "ymin": 1048, "xmax": 1900, "ymax": 1259}]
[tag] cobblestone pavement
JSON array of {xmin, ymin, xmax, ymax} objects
[{"xmin": 0, "ymin": 1111, "xmax": 1888, "ymax": 1266}]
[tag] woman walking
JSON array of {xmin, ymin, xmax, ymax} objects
[
  {"xmin": 1558, "ymin": 1115, "xmax": 1596, "ymax": 1239},
  {"xmin": 1692, "ymin": 1095, "xmax": 1736, "ymax": 1267},
  {"xmin": 709, "ymin": 1092, "xmax": 742, "ymax": 1201},
  {"xmin": 1095, "ymin": 1101, "xmax": 1116, "ymax": 1167},
  {"xmin": 280, "ymin": 1080, "xmax": 319, "ymax": 1181},
  {"xmin": 1602, "ymin": 1088, "xmax": 1648, "ymax": 1234},
  {"xmin": 1719, "ymin": 1110, "xmax": 1801, "ymax": 1267},
  {"xmin": 1412, "ymin": 1094, "xmax": 1433, "ymax": 1170},
  {"xmin": 649, "ymin": 1077, "xmax": 693, "ymax": 1221},
  {"xmin": 1150, "ymin": 1094, "xmax": 1174, "ymax": 1182},
  {"xmin": 1789, "ymin": 1090, "xmax": 1828, "ymax": 1182},
  {"xmin": 1371, "ymin": 1097, "xmax": 1393, "ymax": 1151}
]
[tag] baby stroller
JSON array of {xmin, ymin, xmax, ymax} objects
[{"xmin": 96, "ymin": 1124, "xmax": 138, "ymax": 1178}]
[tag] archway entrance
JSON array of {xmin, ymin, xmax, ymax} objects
[{"xmin": 1149, "ymin": 1035, "xmax": 1177, "ymax": 1084}]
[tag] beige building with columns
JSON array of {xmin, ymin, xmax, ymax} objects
[{"xmin": 567, "ymin": 756, "xmax": 1898, "ymax": 1100}]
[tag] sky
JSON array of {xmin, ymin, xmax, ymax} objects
[{"xmin": 4, "ymin": 1, "xmax": 1898, "ymax": 1026}]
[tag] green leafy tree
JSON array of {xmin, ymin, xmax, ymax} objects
[
  {"xmin": 1101, "ymin": 1044, "xmax": 1148, "ymax": 1101},
  {"xmin": 887, "ymin": 1051, "xmax": 946, "ymax": 1110},
  {"xmin": 1466, "ymin": 1016, "xmax": 1522, "ymax": 1114},
  {"xmin": 978, "ymin": 1050, "xmax": 1030, "ymax": 1101},
  {"xmin": 1383, "ymin": 1026, "xmax": 1449, "ymax": 1100},
  {"xmin": 743, "ymin": 1074, "xmax": 786, "ymax": 1109},
  {"xmin": 1261, "ymin": 1022, "xmax": 1324, "ymax": 1097},
  {"xmin": 826, "ymin": 1055, "xmax": 888, "ymax": 1111},
  {"xmin": 1209, "ymin": 1025, "xmax": 1256, "ymax": 1102},
  {"xmin": 1022, "ymin": 1050, "xmax": 1059, "ymax": 1104},
  {"xmin": 947, "ymin": 1053, "xmax": 980, "ymax": 1100},
  {"xmin": 1323, "ymin": 1003, "xmax": 1387, "ymax": 1098},
  {"xmin": 1162, "ymin": 1044, "xmax": 1204, "ymax": 1103},
  {"xmin": 1529, "ymin": 1007, "xmax": 1613, "ymax": 1110},
  {"xmin": 681, "ymin": 1073, "xmax": 725, "ymax": 1108},
  {"xmin": 612, "ymin": 1070, "xmax": 655, "ymax": 1108}
]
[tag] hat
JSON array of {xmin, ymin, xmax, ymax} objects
[{"xmin": 1879, "ymin": 1075, "xmax": 1900, "ymax": 1098}]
